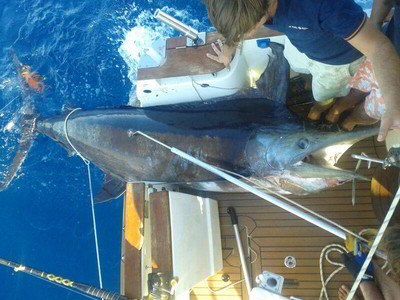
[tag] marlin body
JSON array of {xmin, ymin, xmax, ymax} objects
[
  {"xmin": 1, "ymin": 44, "xmax": 379, "ymax": 198},
  {"xmin": 35, "ymin": 98, "xmax": 378, "ymax": 197}
]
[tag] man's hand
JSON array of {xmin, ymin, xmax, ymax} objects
[
  {"xmin": 383, "ymin": 146, "xmax": 400, "ymax": 168},
  {"xmin": 206, "ymin": 39, "xmax": 236, "ymax": 68},
  {"xmin": 378, "ymin": 108, "xmax": 400, "ymax": 141}
]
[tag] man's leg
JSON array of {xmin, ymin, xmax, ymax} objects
[
  {"xmin": 374, "ymin": 262, "xmax": 400, "ymax": 300},
  {"xmin": 338, "ymin": 282, "xmax": 384, "ymax": 300},
  {"xmin": 326, "ymin": 89, "xmax": 368, "ymax": 123},
  {"xmin": 307, "ymin": 98, "xmax": 335, "ymax": 121},
  {"xmin": 307, "ymin": 57, "xmax": 365, "ymax": 121},
  {"xmin": 341, "ymin": 101, "xmax": 379, "ymax": 131}
]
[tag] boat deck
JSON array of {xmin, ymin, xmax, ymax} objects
[{"xmin": 190, "ymin": 137, "xmax": 387, "ymax": 300}]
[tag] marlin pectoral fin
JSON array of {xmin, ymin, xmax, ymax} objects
[
  {"xmin": 255, "ymin": 42, "xmax": 290, "ymax": 104},
  {"xmin": 94, "ymin": 174, "xmax": 126, "ymax": 203}
]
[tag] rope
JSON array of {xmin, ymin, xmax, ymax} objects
[
  {"xmin": 87, "ymin": 162, "xmax": 103, "ymax": 290},
  {"xmin": 319, "ymin": 244, "xmax": 348, "ymax": 300},
  {"xmin": 346, "ymin": 186, "xmax": 400, "ymax": 300},
  {"xmin": 64, "ymin": 108, "xmax": 89, "ymax": 164},
  {"xmin": 0, "ymin": 96, "xmax": 19, "ymax": 112},
  {"xmin": 207, "ymin": 279, "xmax": 244, "ymax": 294},
  {"xmin": 64, "ymin": 108, "xmax": 103, "ymax": 291}
]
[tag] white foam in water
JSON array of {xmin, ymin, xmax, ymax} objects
[
  {"xmin": 118, "ymin": 6, "xmax": 209, "ymax": 105},
  {"xmin": 119, "ymin": 3, "xmax": 370, "ymax": 106},
  {"xmin": 3, "ymin": 121, "xmax": 15, "ymax": 133}
]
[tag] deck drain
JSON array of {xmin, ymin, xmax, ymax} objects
[
  {"xmin": 284, "ymin": 256, "xmax": 296, "ymax": 268},
  {"xmin": 221, "ymin": 273, "xmax": 230, "ymax": 282}
]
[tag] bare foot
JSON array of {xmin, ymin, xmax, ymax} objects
[
  {"xmin": 326, "ymin": 90, "xmax": 368, "ymax": 123},
  {"xmin": 338, "ymin": 285, "xmax": 360, "ymax": 300},
  {"xmin": 307, "ymin": 98, "xmax": 335, "ymax": 121},
  {"xmin": 341, "ymin": 116, "xmax": 357, "ymax": 131},
  {"xmin": 340, "ymin": 102, "xmax": 378, "ymax": 131},
  {"xmin": 325, "ymin": 106, "xmax": 342, "ymax": 123}
]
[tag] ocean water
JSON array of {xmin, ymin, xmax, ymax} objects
[{"xmin": 0, "ymin": 0, "xmax": 371, "ymax": 299}]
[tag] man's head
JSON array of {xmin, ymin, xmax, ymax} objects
[{"xmin": 204, "ymin": 0, "xmax": 271, "ymax": 46}]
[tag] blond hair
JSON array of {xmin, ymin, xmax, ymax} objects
[{"xmin": 204, "ymin": 0, "xmax": 270, "ymax": 46}]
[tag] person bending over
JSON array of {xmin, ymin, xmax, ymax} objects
[
  {"xmin": 324, "ymin": 0, "xmax": 400, "ymax": 131},
  {"xmin": 203, "ymin": 0, "xmax": 400, "ymax": 142},
  {"xmin": 340, "ymin": 225, "xmax": 400, "ymax": 300}
]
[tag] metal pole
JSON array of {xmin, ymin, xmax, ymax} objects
[
  {"xmin": 154, "ymin": 9, "xmax": 200, "ymax": 42},
  {"xmin": 228, "ymin": 207, "xmax": 252, "ymax": 295},
  {"xmin": 0, "ymin": 258, "xmax": 130, "ymax": 300},
  {"xmin": 171, "ymin": 147, "xmax": 347, "ymax": 240},
  {"xmin": 351, "ymin": 154, "xmax": 384, "ymax": 165},
  {"xmin": 346, "ymin": 186, "xmax": 400, "ymax": 300}
]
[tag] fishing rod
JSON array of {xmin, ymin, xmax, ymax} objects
[{"xmin": 0, "ymin": 258, "xmax": 132, "ymax": 300}]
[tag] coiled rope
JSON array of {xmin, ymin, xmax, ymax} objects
[{"xmin": 346, "ymin": 186, "xmax": 400, "ymax": 300}]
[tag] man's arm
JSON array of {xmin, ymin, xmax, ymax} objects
[
  {"xmin": 359, "ymin": 281, "xmax": 385, "ymax": 300},
  {"xmin": 373, "ymin": 263, "xmax": 400, "ymax": 300},
  {"xmin": 347, "ymin": 17, "xmax": 400, "ymax": 141},
  {"xmin": 371, "ymin": 0, "xmax": 393, "ymax": 26}
]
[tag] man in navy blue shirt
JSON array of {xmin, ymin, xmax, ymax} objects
[{"xmin": 205, "ymin": 0, "xmax": 400, "ymax": 142}]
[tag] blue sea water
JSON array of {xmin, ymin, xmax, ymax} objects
[{"xmin": 0, "ymin": 0, "xmax": 372, "ymax": 299}]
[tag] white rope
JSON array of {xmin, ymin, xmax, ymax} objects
[
  {"xmin": 64, "ymin": 108, "xmax": 103, "ymax": 291},
  {"xmin": 87, "ymin": 162, "xmax": 103, "ymax": 290},
  {"xmin": 64, "ymin": 108, "xmax": 89, "ymax": 164},
  {"xmin": 346, "ymin": 186, "xmax": 400, "ymax": 300},
  {"xmin": 0, "ymin": 96, "xmax": 19, "ymax": 112},
  {"xmin": 319, "ymin": 244, "xmax": 348, "ymax": 300},
  {"xmin": 207, "ymin": 279, "xmax": 245, "ymax": 294}
]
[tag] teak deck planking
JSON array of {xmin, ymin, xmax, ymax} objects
[
  {"xmin": 190, "ymin": 137, "xmax": 387, "ymax": 300},
  {"xmin": 131, "ymin": 27, "xmax": 395, "ymax": 299},
  {"xmin": 137, "ymin": 27, "xmax": 282, "ymax": 81}
]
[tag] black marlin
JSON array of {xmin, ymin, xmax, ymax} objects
[{"xmin": 0, "ymin": 44, "xmax": 378, "ymax": 199}]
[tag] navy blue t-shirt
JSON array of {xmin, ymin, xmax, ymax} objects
[{"xmin": 265, "ymin": 0, "xmax": 367, "ymax": 65}]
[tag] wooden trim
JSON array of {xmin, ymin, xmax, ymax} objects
[
  {"xmin": 150, "ymin": 191, "xmax": 173, "ymax": 273},
  {"xmin": 191, "ymin": 138, "xmax": 383, "ymax": 300},
  {"xmin": 121, "ymin": 183, "xmax": 145, "ymax": 299}
]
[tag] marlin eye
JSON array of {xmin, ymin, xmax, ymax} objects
[{"xmin": 297, "ymin": 138, "xmax": 310, "ymax": 150}]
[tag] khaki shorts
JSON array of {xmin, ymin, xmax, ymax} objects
[{"xmin": 283, "ymin": 36, "xmax": 365, "ymax": 102}]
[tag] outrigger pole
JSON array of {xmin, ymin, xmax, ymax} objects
[
  {"xmin": 130, "ymin": 131, "xmax": 347, "ymax": 239},
  {"xmin": 0, "ymin": 258, "xmax": 131, "ymax": 300}
]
